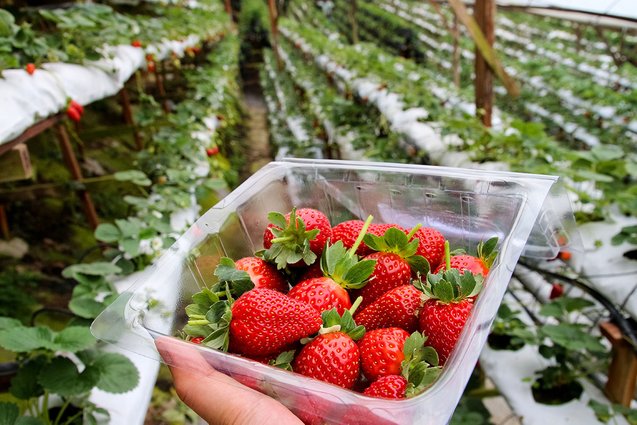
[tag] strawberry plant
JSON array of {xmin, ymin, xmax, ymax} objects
[{"xmin": 0, "ymin": 317, "xmax": 138, "ymax": 424}]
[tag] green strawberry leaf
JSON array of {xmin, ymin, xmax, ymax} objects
[
  {"xmin": 0, "ymin": 318, "xmax": 21, "ymax": 331},
  {"xmin": 10, "ymin": 357, "xmax": 46, "ymax": 400},
  {"xmin": 16, "ymin": 417, "xmax": 45, "ymax": 425},
  {"xmin": 94, "ymin": 223, "xmax": 120, "ymax": 243},
  {"xmin": 270, "ymin": 350, "xmax": 295, "ymax": 371},
  {"xmin": 213, "ymin": 258, "xmax": 254, "ymax": 297},
  {"xmin": 92, "ymin": 352, "xmax": 139, "ymax": 394},
  {"xmin": 51, "ymin": 326, "xmax": 96, "ymax": 352},
  {"xmin": 342, "ymin": 260, "xmax": 376, "ymax": 289},
  {"xmin": 267, "ymin": 212, "xmax": 287, "ymax": 229},
  {"xmin": 432, "ymin": 279, "xmax": 455, "ymax": 303},
  {"xmin": 0, "ymin": 402, "xmax": 19, "ymax": 425},
  {"xmin": 38, "ymin": 357, "xmax": 100, "ymax": 396},
  {"xmin": 0, "ymin": 326, "xmax": 54, "ymax": 352},
  {"xmin": 407, "ymin": 255, "xmax": 430, "ymax": 276}
]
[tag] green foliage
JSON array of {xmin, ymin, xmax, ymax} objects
[{"xmin": 0, "ymin": 270, "xmax": 38, "ymax": 324}]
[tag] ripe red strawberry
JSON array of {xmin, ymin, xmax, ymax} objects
[
  {"xmin": 263, "ymin": 207, "xmax": 332, "ymax": 269},
  {"xmin": 416, "ymin": 267, "xmax": 482, "ymax": 365},
  {"xmin": 360, "ymin": 332, "xmax": 441, "ymax": 399},
  {"xmin": 359, "ymin": 327, "xmax": 409, "ymax": 381},
  {"xmin": 131, "ymin": 40, "xmax": 142, "ymax": 47},
  {"xmin": 190, "ymin": 336, "xmax": 204, "ymax": 344},
  {"xmin": 147, "ymin": 60, "xmax": 156, "ymax": 73},
  {"xmin": 289, "ymin": 217, "xmax": 376, "ymax": 314},
  {"xmin": 434, "ymin": 237, "xmax": 498, "ymax": 277},
  {"xmin": 331, "ymin": 220, "xmax": 369, "ymax": 255},
  {"xmin": 410, "ymin": 227, "xmax": 445, "ymax": 271},
  {"xmin": 549, "ymin": 283, "xmax": 564, "ymax": 299},
  {"xmin": 354, "ymin": 284, "xmax": 423, "ymax": 332},
  {"xmin": 206, "ymin": 146, "xmax": 219, "ymax": 156},
  {"xmin": 69, "ymin": 100, "xmax": 83, "ymax": 115},
  {"xmin": 25, "ymin": 63, "xmax": 36, "ymax": 75},
  {"xmin": 234, "ymin": 256, "xmax": 288, "ymax": 292},
  {"xmin": 357, "ymin": 226, "xmax": 430, "ymax": 308},
  {"xmin": 231, "ymin": 288, "xmax": 322, "ymax": 356},
  {"xmin": 288, "ymin": 277, "xmax": 351, "ymax": 314},
  {"xmin": 66, "ymin": 105, "xmax": 81, "ymax": 122},
  {"xmin": 363, "ymin": 375, "xmax": 407, "ymax": 399},
  {"xmin": 558, "ymin": 250, "xmax": 572, "ymax": 261},
  {"xmin": 294, "ymin": 307, "xmax": 365, "ymax": 389}
]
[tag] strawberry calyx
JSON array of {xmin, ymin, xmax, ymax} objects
[
  {"xmin": 401, "ymin": 332, "xmax": 442, "ymax": 398},
  {"xmin": 415, "ymin": 268, "xmax": 483, "ymax": 304},
  {"xmin": 313, "ymin": 297, "xmax": 365, "ymax": 341},
  {"xmin": 319, "ymin": 216, "xmax": 376, "ymax": 290},
  {"xmin": 363, "ymin": 224, "xmax": 430, "ymax": 276},
  {"xmin": 262, "ymin": 208, "xmax": 320, "ymax": 269},
  {"xmin": 477, "ymin": 237, "xmax": 499, "ymax": 269},
  {"xmin": 183, "ymin": 257, "xmax": 255, "ymax": 350},
  {"xmin": 268, "ymin": 350, "xmax": 295, "ymax": 371}
]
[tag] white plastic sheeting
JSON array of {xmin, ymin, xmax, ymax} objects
[
  {"xmin": 0, "ymin": 36, "xmax": 200, "ymax": 146},
  {"xmin": 493, "ymin": 0, "xmax": 637, "ymax": 21}
]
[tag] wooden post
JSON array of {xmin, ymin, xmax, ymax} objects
[
  {"xmin": 224, "ymin": 0, "xmax": 232, "ymax": 15},
  {"xmin": 0, "ymin": 205, "xmax": 9, "ymax": 240},
  {"xmin": 155, "ymin": 61, "xmax": 170, "ymax": 113},
  {"xmin": 349, "ymin": 0, "xmax": 359, "ymax": 44},
  {"xmin": 119, "ymin": 88, "xmax": 144, "ymax": 151},
  {"xmin": 601, "ymin": 321, "xmax": 637, "ymax": 407},
  {"xmin": 452, "ymin": 14, "xmax": 461, "ymax": 89},
  {"xmin": 267, "ymin": 0, "xmax": 282, "ymax": 68},
  {"xmin": 447, "ymin": 0, "xmax": 518, "ymax": 97},
  {"xmin": 473, "ymin": 0, "xmax": 495, "ymax": 127},
  {"xmin": 55, "ymin": 124, "xmax": 99, "ymax": 229}
]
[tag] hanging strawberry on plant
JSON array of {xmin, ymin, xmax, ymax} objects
[
  {"xmin": 66, "ymin": 99, "xmax": 84, "ymax": 123},
  {"xmin": 25, "ymin": 63, "xmax": 36, "ymax": 75}
]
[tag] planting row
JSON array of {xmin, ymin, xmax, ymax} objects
[
  {"xmin": 0, "ymin": 29, "xmax": 244, "ymax": 424},
  {"xmin": 0, "ymin": 1, "xmax": 232, "ymax": 144}
]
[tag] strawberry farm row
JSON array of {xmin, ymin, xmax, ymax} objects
[
  {"xmin": 0, "ymin": 1, "xmax": 244, "ymax": 421},
  {"xmin": 327, "ymin": 0, "xmax": 637, "ymax": 149},
  {"xmin": 0, "ymin": 1, "xmax": 232, "ymax": 144}
]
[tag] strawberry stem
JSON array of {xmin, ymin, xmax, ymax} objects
[
  {"xmin": 349, "ymin": 296, "xmax": 363, "ymax": 316},
  {"xmin": 271, "ymin": 235, "xmax": 294, "ymax": 243},
  {"xmin": 445, "ymin": 240, "xmax": 451, "ymax": 271},
  {"xmin": 187, "ymin": 319, "xmax": 209, "ymax": 326},
  {"xmin": 348, "ymin": 215, "xmax": 374, "ymax": 257},
  {"xmin": 405, "ymin": 223, "xmax": 422, "ymax": 240}
]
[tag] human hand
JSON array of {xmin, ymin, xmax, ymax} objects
[{"xmin": 156, "ymin": 338, "xmax": 303, "ymax": 425}]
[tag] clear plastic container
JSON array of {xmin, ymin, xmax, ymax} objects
[{"xmin": 92, "ymin": 158, "xmax": 570, "ymax": 424}]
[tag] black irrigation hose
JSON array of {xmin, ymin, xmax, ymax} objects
[{"xmin": 517, "ymin": 259, "xmax": 637, "ymax": 352}]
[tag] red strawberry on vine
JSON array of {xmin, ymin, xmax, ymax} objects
[
  {"xmin": 183, "ymin": 257, "xmax": 321, "ymax": 356},
  {"xmin": 25, "ymin": 63, "xmax": 36, "ymax": 75},
  {"xmin": 434, "ymin": 237, "xmax": 498, "ymax": 277},
  {"xmin": 293, "ymin": 300, "xmax": 366, "ymax": 389},
  {"xmin": 416, "ymin": 248, "xmax": 483, "ymax": 364},
  {"xmin": 289, "ymin": 216, "xmax": 376, "ymax": 314},
  {"xmin": 131, "ymin": 40, "xmax": 142, "ymax": 48},
  {"xmin": 206, "ymin": 146, "xmax": 219, "ymax": 157},
  {"xmin": 362, "ymin": 332, "xmax": 442, "ymax": 399},
  {"xmin": 549, "ymin": 283, "xmax": 564, "ymax": 299},
  {"xmin": 262, "ymin": 207, "xmax": 332, "ymax": 269},
  {"xmin": 357, "ymin": 225, "xmax": 430, "ymax": 308},
  {"xmin": 234, "ymin": 256, "xmax": 288, "ymax": 292},
  {"xmin": 354, "ymin": 284, "xmax": 423, "ymax": 332}
]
